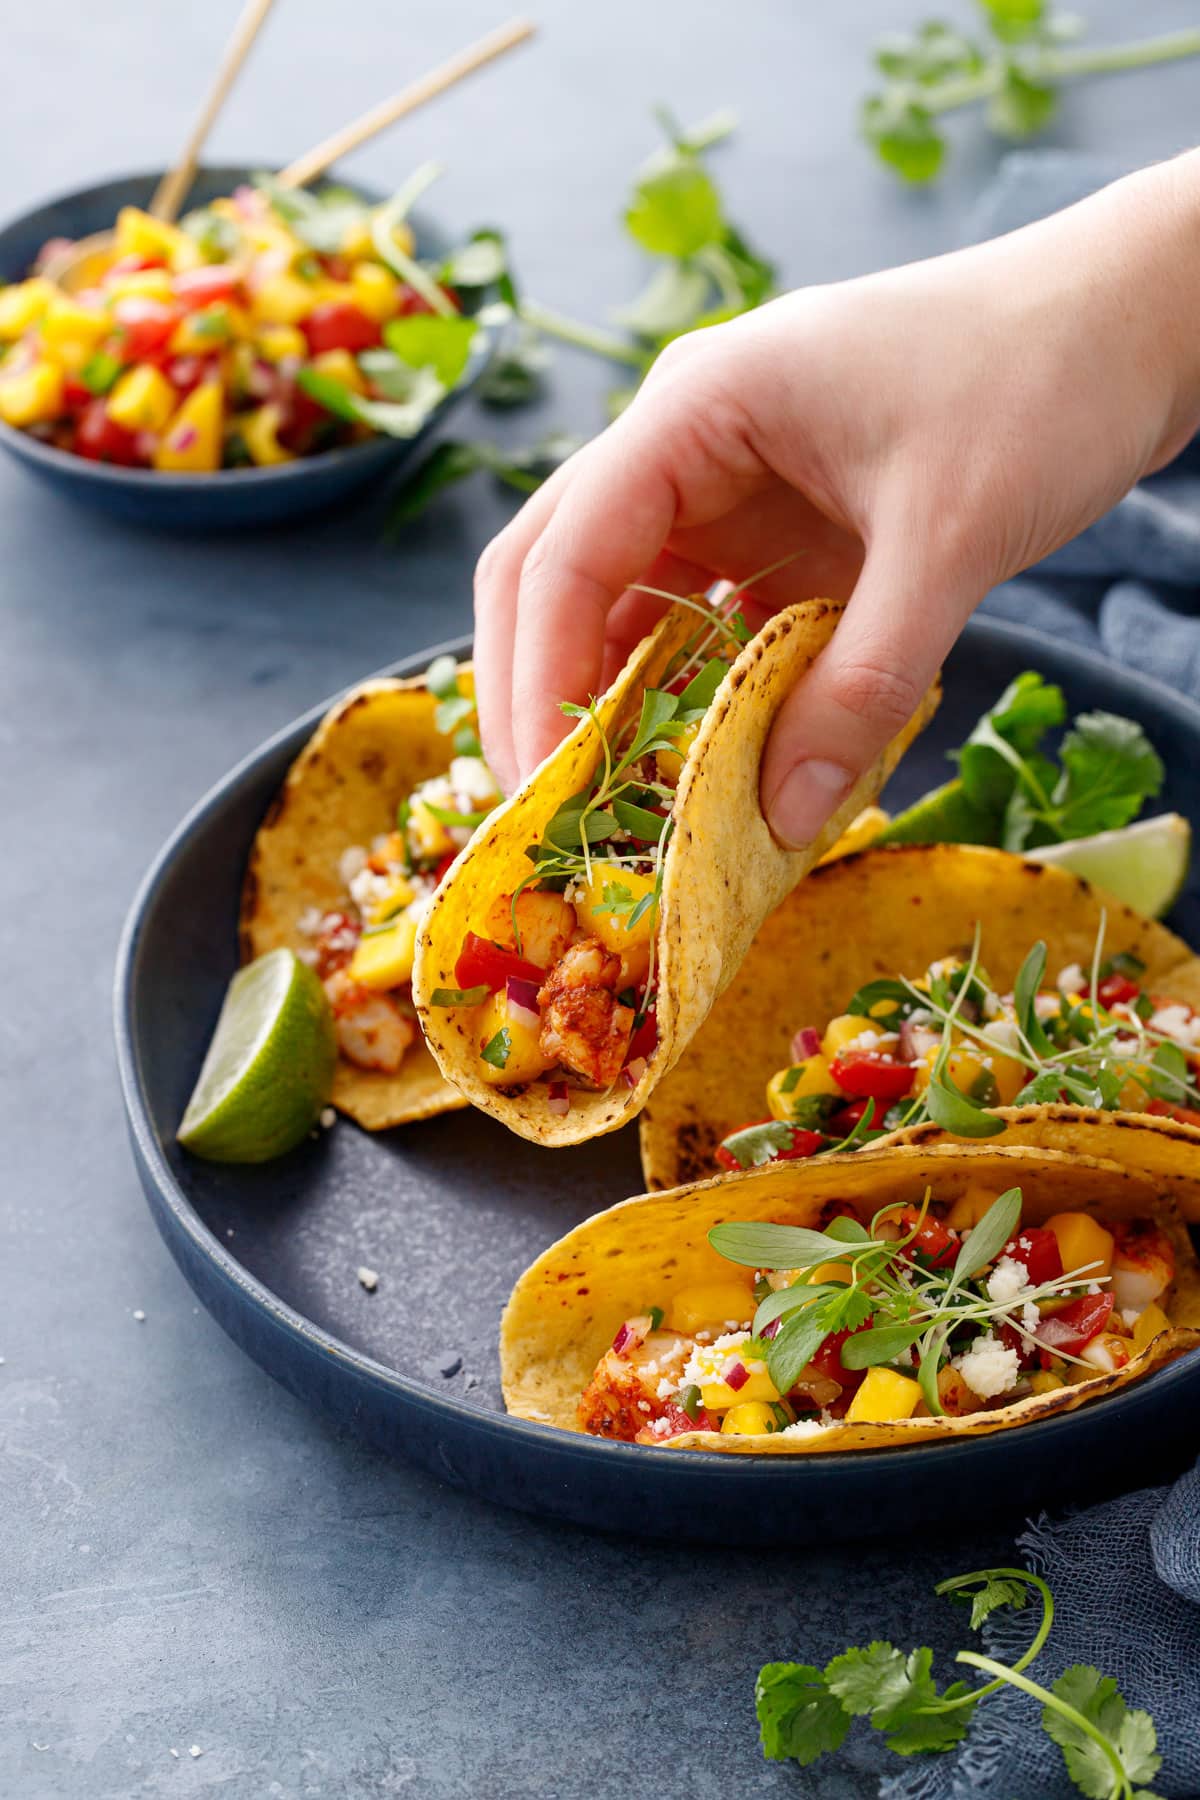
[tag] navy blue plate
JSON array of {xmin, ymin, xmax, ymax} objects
[
  {"xmin": 115, "ymin": 617, "xmax": 1200, "ymax": 1542},
  {"xmin": 0, "ymin": 167, "xmax": 494, "ymax": 530}
]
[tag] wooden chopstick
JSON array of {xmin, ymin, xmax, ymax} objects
[
  {"xmin": 276, "ymin": 17, "xmax": 535, "ymax": 190},
  {"xmin": 150, "ymin": 0, "xmax": 279, "ymax": 222}
]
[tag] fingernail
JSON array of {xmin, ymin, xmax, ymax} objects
[{"xmin": 767, "ymin": 759, "xmax": 855, "ymax": 849}]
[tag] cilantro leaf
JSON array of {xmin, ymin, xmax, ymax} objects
[
  {"xmin": 883, "ymin": 1703, "xmax": 971, "ymax": 1755},
  {"xmin": 946, "ymin": 1572, "xmax": 1031, "ymax": 1632},
  {"xmin": 1043, "ymin": 1665, "xmax": 1161, "ymax": 1800},
  {"xmin": 615, "ymin": 262, "xmax": 710, "ymax": 340},
  {"xmin": 825, "ymin": 1642, "xmax": 939, "ymax": 1727},
  {"xmin": 481, "ymin": 1028, "xmax": 512, "ymax": 1070},
  {"xmin": 839, "ymin": 1321, "xmax": 925, "ymax": 1370},
  {"xmin": 859, "ymin": 93, "xmax": 945, "ymax": 183},
  {"xmin": 1043, "ymin": 712, "xmax": 1164, "ymax": 842},
  {"xmin": 989, "ymin": 62, "xmax": 1058, "ymax": 137},
  {"xmin": 958, "ymin": 671, "xmax": 1066, "ymax": 811},
  {"xmin": 625, "ymin": 155, "xmax": 723, "ymax": 257},
  {"xmin": 767, "ymin": 1303, "xmax": 838, "ymax": 1395},
  {"xmin": 925, "ymin": 1068, "xmax": 1007, "ymax": 1138},
  {"xmin": 381, "ymin": 314, "xmax": 479, "ymax": 386},
  {"xmin": 755, "ymin": 1663, "xmax": 849, "ymax": 1765}
]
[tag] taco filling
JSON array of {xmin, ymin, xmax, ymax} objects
[
  {"xmin": 295, "ymin": 658, "xmax": 501, "ymax": 1079},
  {"xmin": 428, "ymin": 599, "xmax": 746, "ymax": 1106},
  {"xmin": 581, "ymin": 1187, "xmax": 1179, "ymax": 1446},
  {"xmin": 715, "ymin": 935, "xmax": 1200, "ymax": 1174}
]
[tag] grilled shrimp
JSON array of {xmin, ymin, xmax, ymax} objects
[
  {"xmin": 538, "ymin": 940, "xmax": 635, "ymax": 1088},
  {"xmin": 1110, "ymin": 1219, "xmax": 1175, "ymax": 1314},
  {"xmin": 324, "ymin": 969, "xmax": 415, "ymax": 1073},
  {"xmin": 577, "ymin": 1320, "xmax": 694, "ymax": 1440}
]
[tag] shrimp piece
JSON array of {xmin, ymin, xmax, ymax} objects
[
  {"xmin": 313, "ymin": 910, "xmax": 360, "ymax": 979},
  {"xmin": 324, "ymin": 969, "xmax": 415, "ymax": 1073},
  {"xmin": 1110, "ymin": 1219, "xmax": 1175, "ymax": 1315},
  {"xmin": 538, "ymin": 940, "xmax": 635, "ymax": 1088},
  {"xmin": 577, "ymin": 1321, "xmax": 694, "ymax": 1440}
]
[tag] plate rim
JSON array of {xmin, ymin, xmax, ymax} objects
[{"xmin": 113, "ymin": 612, "xmax": 1200, "ymax": 1479}]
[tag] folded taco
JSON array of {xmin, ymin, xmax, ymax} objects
[
  {"xmin": 639, "ymin": 843, "xmax": 1200, "ymax": 1212},
  {"xmin": 412, "ymin": 596, "xmax": 939, "ymax": 1146},
  {"xmin": 501, "ymin": 1141, "xmax": 1200, "ymax": 1454},
  {"xmin": 240, "ymin": 657, "xmax": 502, "ymax": 1130}
]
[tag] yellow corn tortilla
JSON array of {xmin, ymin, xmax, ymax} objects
[
  {"xmin": 501, "ymin": 1142, "xmax": 1200, "ymax": 1454},
  {"xmin": 413, "ymin": 600, "xmax": 940, "ymax": 1147},
  {"xmin": 639, "ymin": 842, "xmax": 1200, "ymax": 1208},
  {"xmin": 240, "ymin": 673, "xmax": 471, "ymax": 1130}
]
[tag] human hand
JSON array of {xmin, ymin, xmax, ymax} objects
[{"xmin": 474, "ymin": 153, "xmax": 1200, "ymax": 845}]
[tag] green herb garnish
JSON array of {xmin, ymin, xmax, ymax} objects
[
  {"xmin": 480, "ymin": 1027, "xmax": 512, "ymax": 1070},
  {"xmin": 429, "ymin": 985, "xmax": 489, "ymax": 1008}
]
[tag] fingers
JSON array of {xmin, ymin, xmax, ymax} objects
[{"xmin": 761, "ymin": 535, "xmax": 983, "ymax": 849}]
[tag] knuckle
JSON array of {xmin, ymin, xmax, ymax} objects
[{"xmin": 828, "ymin": 655, "xmax": 923, "ymax": 735}]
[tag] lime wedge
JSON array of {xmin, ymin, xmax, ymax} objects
[
  {"xmin": 874, "ymin": 778, "xmax": 998, "ymax": 846},
  {"xmin": 1024, "ymin": 814, "xmax": 1192, "ymax": 918},
  {"xmin": 179, "ymin": 949, "xmax": 336, "ymax": 1162}
]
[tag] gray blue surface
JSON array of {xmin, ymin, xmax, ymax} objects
[{"xmin": 3, "ymin": 3, "xmax": 1198, "ymax": 1795}]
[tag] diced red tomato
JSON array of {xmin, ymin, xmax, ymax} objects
[
  {"xmin": 1147, "ymin": 1099, "xmax": 1200, "ymax": 1128},
  {"xmin": 1002, "ymin": 1225, "xmax": 1063, "ymax": 1287},
  {"xmin": 828, "ymin": 1052, "xmax": 914, "ymax": 1103},
  {"xmin": 112, "ymin": 297, "xmax": 182, "ymax": 358},
  {"xmin": 61, "ymin": 376, "xmax": 93, "ymax": 411},
  {"xmin": 1036, "ymin": 1293, "xmax": 1114, "ymax": 1364},
  {"xmin": 893, "ymin": 1204, "xmax": 959, "ymax": 1270},
  {"xmin": 73, "ymin": 399, "xmax": 144, "ymax": 466},
  {"xmin": 1095, "ymin": 974, "xmax": 1141, "ymax": 1009},
  {"xmin": 454, "ymin": 932, "xmax": 546, "ymax": 994},
  {"xmin": 320, "ymin": 254, "xmax": 352, "ymax": 282},
  {"xmin": 300, "ymin": 302, "xmax": 381, "ymax": 355},
  {"xmin": 828, "ymin": 1098, "xmax": 874, "ymax": 1137},
  {"xmin": 107, "ymin": 254, "xmax": 164, "ymax": 276},
  {"xmin": 714, "ymin": 1121, "xmax": 825, "ymax": 1173},
  {"xmin": 653, "ymin": 1401, "xmax": 719, "ymax": 1439},
  {"xmin": 809, "ymin": 1325, "xmax": 871, "ymax": 1391},
  {"xmin": 628, "ymin": 1007, "xmax": 658, "ymax": 1065},
  {"xmin": 997, "ymin": 1321, "xmax": 1038, "ymax": 1370},
  {"xmin": 314, "ymin": 910, "xmax": 361, "ymax": 979},
  {"xmin": 395, "ymin": 285, "xmax": 460, "ymax": 317},
  {"xmin": 174, "ymin": 265, "xmax": 242, "ymax": 308},
  {"xmin": 433, "ymin": 852, "xmax": 457, "ymax": 885}
]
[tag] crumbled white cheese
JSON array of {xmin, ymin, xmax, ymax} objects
[
  {"xmin": 1120, "ymin": 1307, "xmax": 1142, "ymax": 1329},
  {"xmin": 1021, "ymin": 1301, "xmax": 1041, "ymax": 1334},
  {"xmin": 357, "ymin": 1267, "xmax": 379, "ymax": 1293},
  {"xmin": 682, "ymin": 1330, "xmax": 762, "ymax": 1390},
  {"xmin": 133, "ymin": 1310, "xmax": 146, "ymax": 1323},
  {"xmin": 1057, "ymin": 963, "xmax": 1086, "ymax": 996},
  {"xmin": 637, "ymin": 1400, "xmax": 651, "ymax": 1413},
  {"xmin": 338, "ymin": 845, "xmax": 368, "ymax": 888},
  {"xmin": 953, "ymin": 1334, "xmax": 1020, "ymax": 1399},
  {"xmin": 1033, "ymin": 993, "xmax": 1062, "ymax": 1020},
  {"xmin": 982, "ymin": 989, "xmax": 1003, "ymax": 1021},
  {"xmin": 986, "ymin": 1256, "xmax": 1030, "ymax": 1306},
  {"xmin": 780, "ymin": 1419, "xmax": 828, "ymax": 1440},
  {"xmin": 295, "ymin": 945, "xmax": 318, "ymax": 967},
  {"xmin": 349, "ymin": 867, "xmax": 393, "ymax": 912},
  {"xmin": 1086, "ymin": 1282, "xmax": 1102, "ymax": 1296},
  {"xmin": 1149, "ymin": 1003, "xmax": 1200, "ymax": 1046},
  {"xmin": 414, "ymin": 775, "xmax": 455, "ymax": 812},
  {"xmin": 319, "ymin": 1107, "xmax": 336, "ymax": 1130},
  {"xmin": 297, "ymin": 905, "xmax": 324, "ymax": 936},
  {"xmin": 449, "ymin": 755, "xmax": 498, "ymax": 807},
  {"xmin": 656, "ymin": 1377, "xmax": 675, "ymax": 1400},
  {"xmin": 189, "ymin": 1747, "xmax": 202, "ymax": 1760},
  {"xmin": 981, "ymin": 1017, "xmax": 1022, "ymax": 1056}
]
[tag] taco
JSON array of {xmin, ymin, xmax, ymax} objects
[
  {"xmin": 413, "ymin": 596, "xmax": 939, "ymax": 1147},
  {"xmin": 638, "ymin": 843, "xmax": 1200, "ymax": 1212},
  {"xmin": 500, "ymin": 1142, "xmax": 1200, "ymax": 1454},
  {"xmin": 240, "ymin": 657, "xmax": 501, "ymax": 1130}
]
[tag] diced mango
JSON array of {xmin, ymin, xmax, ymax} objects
[
  {"xmin": 340, "ymin": 218, "xmax": 377, "ymax": 260},
  {"xmin": 348, "ymin": 914, "xmax": 418, "ymax": 991},
  {"xmin": 721, "ymin": 1401, "xmax": 788, "ymax": 1436},
  {"xmin": 473, "ymin": 988, "xmax": 554, "ymax": 1087},
  {"xmin": 1132, "ymin": 1302, "xmax": 1170, "ymax": 1353},
  {"xmin": 767, "ymin": 1054, "xmax": 840, "ymax": 1120},
  {"xmin": 946, "ymin": 1187, "xmax": 998, "ymax": 1231},
  {"xmin": 699, "ymin": 1363, "xmax": 780, "ymax": 1413},
  {"xmin": 250, "ymin": 272, "xmax": 318, "ymax": 326},
  {"xmin": 407, "ymin": 800, "xmax": 454, "ymax": 860},
  {"xmin": 1079, "ymin": 1331, "xmax": 1132, "ymax": 1375},
  {"xmin": 113, "ymin": 206, "xmax": 194, "ymax": 267},
  {"xmin": 0, "ymin": 360, "xmax": 63, "ymax": 426},
  {"xmin": 107, "ymin": 363, "xmax": 176, "ymax": 431},
  {"xmin": 577, "ymin": 864, "xmax": 657, "ymax": 957},
  {"xmin": 1044, "ymin": 1211, "xmax": 1114, "ymax": 1282},
  {"xmin": 845, "ymin": 1366, "xmax": 922, "ymax": 1424},
  {"xmin": 104, "ymin": 267, "xmax": 175, "ymax": 304},
  {"xmin": 39, "ymin": 295, "xmax": 111, "ymax": 356},
  {"xmin": 669, "ymin": 1280, "xmax": 754, "ymax": 1336},
  {"xmin": 351, "ymin": 261, "xmax": 399, "ymax": 321},
  {"xmin": 240, "ymin": 402, "xmax": 294, "ymax": 466},
  {"xmin": 806, "ymin": 1261, "xmax": 854, "ymax": 1286},
  {"xmin": 310, "ymin": 348, "xmax": 365, "ymax": 394},
  {"xmin": 256, "ymin": 323, "xmax": 307, "ymax": 363},
  {"xmin": 366, "ymin": 876, "xmax": 415, "ymax": 923},
  {"xmin": 821, "ymin": 1014, "xmax": 883, "ymax": 1060},
  {"xmin": 1029, "ymin": 1371, "xmax": 1065, "ymax": 1396},
  {"xmin": 484, "ymin": 890, "xmax": 575, "ymax": 969},
  {"xmin": 0, "ymin": 277, "xmax": 55, "ymax": 339},
  {"xmin": 168, "ymin": 304, "xmax": 246, "ymax": 354},
  {"xmin": 153, "ymin": 383, "xmax": 223, "ymax": 472},
  {"xmin": 655, "ymin": 716, "xmax": 701, "ymax": 786}
]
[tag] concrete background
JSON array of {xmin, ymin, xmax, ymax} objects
[{"xmin": 2, "ymin": 3, "xmax": 1197, "ymax": 1795}]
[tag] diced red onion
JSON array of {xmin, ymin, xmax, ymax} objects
[
  {"xmin": 623, "ymin": 1055, "xmax": 648, "ymax": 1089},
  {"xmin": 899, "ymin": 1018, "xmax": 939, "ymax": 1062},
  {"xmin": 725, "ymin": 1361, "xmax": 749, "ymax": 1392},
  {"xmin": 547, "ymin": 1081, "xmax": 571, "ymax": 1117},
  {"xmin": 791, "ymin": 1027, "xmax": 821, "ymax": 1061},
  {"xmin": 505, "ymin": 977, "xmax": 542, "ymax": 1033},
  {"xmin": 611, "ymin": 1322, "xmax": 633, "ymax": 1354},
  {"xmin": 171, "ymin": 426, "xmax": 199, "ymax": 452},
  {"xmin": 760, "ymin": 1318, "xmax": 781, "ymax": 1341}
]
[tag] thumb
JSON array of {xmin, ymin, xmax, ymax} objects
[{"xmin": 760, "ymin": 546, "xmax": 980, "ymax": 849}]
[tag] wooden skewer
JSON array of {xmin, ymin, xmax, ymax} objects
[
  {"xmin": 150, "ymin": 0, "xmax": 279, "ymax": 223},
  {"xmin": 276, "ymin": 16, "xmax": 535, "ymax": 190}
]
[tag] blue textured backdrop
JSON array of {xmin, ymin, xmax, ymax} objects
[{"xmin": 3, "ymin": 4, "xmax": 1198, "ymax": 1796}]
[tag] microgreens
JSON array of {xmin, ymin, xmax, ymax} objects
[
  {"xmin": 758, "ymin": 1565, "xmax": 1164, "ymax": 1799},
  {"xmin": 861, "ymin": 5, "xmax": 1200, "ymax": 187},
  {"xmin": 711, "ymin": 1183, "xmax": 1113, "ymax": 1414}
]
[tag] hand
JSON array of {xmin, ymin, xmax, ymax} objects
[{"xmin": 474, "ymin": 153, "xmax": 1200, "ymax": 845}]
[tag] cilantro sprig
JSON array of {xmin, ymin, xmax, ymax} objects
[
  {"xmin": 880, "ymin": 670, "xmax": 1164, "ymax": 851},
  {"xmin": 757, "ymin": 1567, "xmax": 1164, "ymax": 1799},
  {"xmin": 862, "ymin": 5, "xmax": 1200, "ymax": 185}
]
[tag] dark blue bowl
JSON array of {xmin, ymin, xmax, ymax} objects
[
  {"xmin": 0, "ymin": 167, "xmax": 494, "ymax": 530},
  {"xmin": 114, "ymin": 618, "xmax": 1200, "ymax": 1543}
]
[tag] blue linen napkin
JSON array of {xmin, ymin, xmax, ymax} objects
[{"xmin": 883, "ymin": 151, "xmax": 1200, "ymax": 1800}]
